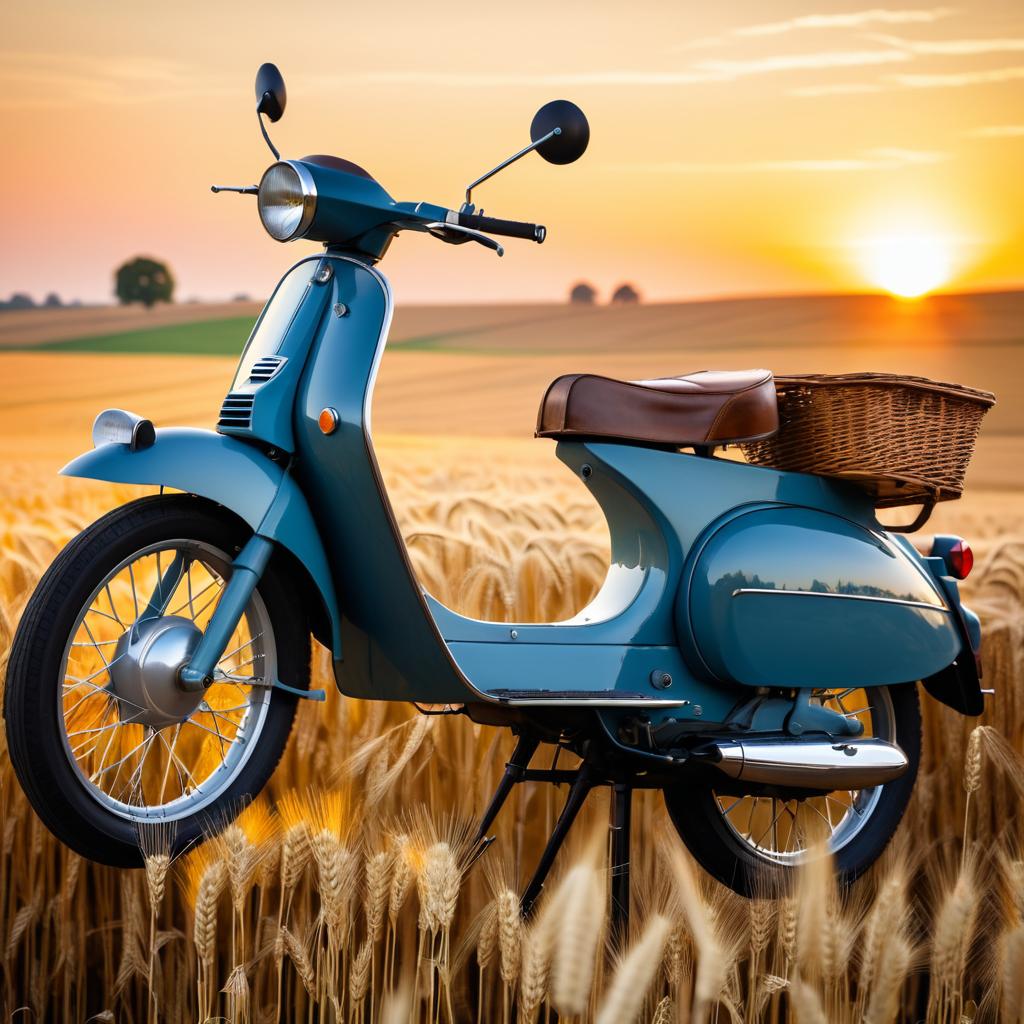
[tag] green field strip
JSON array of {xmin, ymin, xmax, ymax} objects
[{"xmin": 29, "ymin": 317, "xmax": 256, "ymax": 355}]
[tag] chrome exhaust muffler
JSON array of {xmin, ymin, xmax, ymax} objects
[{"xmin": 702, "ymin": 738, "xmax": 908, "ymax": 790}]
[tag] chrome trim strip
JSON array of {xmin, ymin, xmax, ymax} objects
[
  {"xmin": 288, "ymin": 160, "xmax": 318, "ymax": 240},
  {"xmin": 731, "ymin": 587, "xmax": 948, "ymax": 612},
  {"xmin": 501, "ymin": 696, "xmax": 691, "ymax": 708}
]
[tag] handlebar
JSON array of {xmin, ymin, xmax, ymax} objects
[{"xmin": 454, "ymin": 212, "xmax": 546, "ymax": 244}]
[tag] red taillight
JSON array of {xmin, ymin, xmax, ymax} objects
[{"xmin": 948, "ymin": 539, "xmax": 974, "ymax": 579}]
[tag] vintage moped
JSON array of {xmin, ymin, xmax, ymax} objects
[{"xmin": 5, "ymin": 64, "xmax": 988, "ymax": 905}]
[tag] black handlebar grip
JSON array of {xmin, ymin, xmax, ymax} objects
[{"xmin": 457, "ymin": 213, "xmax": 546, "ymax": 243}]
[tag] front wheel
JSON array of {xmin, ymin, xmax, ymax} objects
[
  {"xmin": 663, "ymin": 683, "xmax": 921, "ymax": 897},
  {"xmin": 4, "ymin": 495, "xmax": 311, "ymax": 866}
]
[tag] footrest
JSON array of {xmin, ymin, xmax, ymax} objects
[{"xmin": 488, "ymin": 689, "xmax": 690, "ymax": 707}]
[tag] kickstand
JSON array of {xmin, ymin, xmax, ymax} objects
[
  {"xmin": 520, "ymin": 760, "xmax": 597, "ymax": 916},
  {"xmin": 468, "ymin": 735, "xmax": 635, "ymax": 935},
  {"xmin": 468, "ymin": 732, "xmax": 540, "ymax": 866},
  {"xmin": 610, "ymin": 782, "xmax": 633, "ymax": 942}
]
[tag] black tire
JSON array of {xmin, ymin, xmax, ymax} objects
[
  {"xmin": 4, "ymin": 494, "xmax": 311, "ymax": 867},
  {"xmin": 663, "ymin": 683, "xmax": 921, "ymax": 897}
]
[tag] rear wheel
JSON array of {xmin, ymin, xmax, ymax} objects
[
  {"xmin": 663, "ymin": 684, "xmax": 921, "ymax": 897},
  {"xmin": 5, "ymin": 495, "xmax": 310, "ymax": 866}
]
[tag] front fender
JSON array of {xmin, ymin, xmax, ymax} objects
[{"xmin": 61, "ymin": 427, "xmax": 342, "ymax": 655}]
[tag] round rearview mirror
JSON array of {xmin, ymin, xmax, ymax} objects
[
  {"xmin": 255, "ymin": 63, "xmax": 287, "ymax": 122},
  {"xmin": 530, "ymin": 100, "xmax": 590, "ymax": 165}
]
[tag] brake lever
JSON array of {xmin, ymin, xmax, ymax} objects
[
  {"xmin": 424, "ymin": 222, "xmax": 504, "ymax": 257},
  {"xmin": 211, "ymin": 185, "xmax": 259, "ymax": 195}
]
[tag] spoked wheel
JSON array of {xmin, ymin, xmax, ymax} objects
[
  {"xmin": 5, "ymin": 495, "xmax": 310, "ymax": 865},
  {"xmin": 663, "ymin": 683, "xmax": 920, "ymax": 897}
]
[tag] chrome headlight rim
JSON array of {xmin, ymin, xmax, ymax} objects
[{"xmin": 257, "ymin": 160, "xmax": 317, "ymax": 242}]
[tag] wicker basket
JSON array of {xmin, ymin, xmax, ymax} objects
[{"xmin": 741, "ymin": 373, "xmax": 995, "ymax": 529}]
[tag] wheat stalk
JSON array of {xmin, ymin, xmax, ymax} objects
[
  {"xmin": 550, "ymin": 863, "xmax": 605, "ymax": 1016},
  {"xmin": 595, "ymin": 913, "xmax": 671, "ymax": 1024},
  {"xmin": 789, "ymin": 976, "xmax": 828, "ymax": 1024},
  {"xmin": 928, "ymin": 859, "xmax": 979, "ymax": 1024},
  {"xmin": 863, "ymin": 931, "xmax": 913, "ymax": 1024}
]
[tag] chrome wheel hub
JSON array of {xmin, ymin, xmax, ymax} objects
[{"xmin": 109, "ymin": 616, "xmax": 205, "ymax": 729}]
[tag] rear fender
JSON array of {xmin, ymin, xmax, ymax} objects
[
  {"xmin": 920, "ymin": 571, "xmax": 985, "ymax": 716},
  {"xmin": 61, "ymin": 427, "xmax": 342, "ymax": 656}
]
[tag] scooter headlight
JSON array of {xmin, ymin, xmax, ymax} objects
[{"xmin": 257, "ymin": 161, "xmax": 317, "ymax": 242}]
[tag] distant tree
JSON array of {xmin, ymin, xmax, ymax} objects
[
  {"xmin": 5, "ymin": 293, "xmax": 35, "ymax": 310},
  {"xmin": 569, "ymin": 281, "xmax": 597, "ymax": 306},
  {"xmin": 611, "ymin": 283, "xmax": 640, "ymax": 305},
  {"xmin": 232, "ymin": 293, "xmax": 252, "ymax": 302},
  {"xmin": 115, "ymin": 256, "xmax": 175, "ymax": 308},
  {"xmin": 43, "ymin": 292, "xmax": 62, "ymax": 308}
]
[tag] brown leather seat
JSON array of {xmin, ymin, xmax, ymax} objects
[{"xmin": 536, "ymin": 369, "xmax": 779, "ymax": 447}]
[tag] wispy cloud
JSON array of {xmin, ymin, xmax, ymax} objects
[
  {"xmin": 359, "ymin": 49, "xmax": 914, "ymax": 90},
  {"xmin": 966, "ymin": 124, "xmax": 1024, "ymax": 138},
  {"xmin": 621, "ymin": 147, "xmax": 946, "ymax": 174},
  {"xmin": 892, "ymin": 65, "xmax": 1024, "ymax": 87},
  {"xmin": 734, "ymin": 7, "xmax": 955, "ymax": 37},
  {"xmin": 357, "ymin": 69, "xmax": 719, "ymax": 87},
  {"xmin": 693, "ymin": 49, "xmax": 910, "ymax": 77},
  {"xmin": 791, "ymin": 82, "xmax": 885, "ymax": 96},
  {"xmin": 870, "ymin": 33, "xmax": 1024, "ymax": 55},
  {"xmin": 793, "ymin": 63, "xmax": 1024, "ymax": 95},
  {"xmin": 674, "ymin": 8, "xmax": 955, "ymax": 50}
]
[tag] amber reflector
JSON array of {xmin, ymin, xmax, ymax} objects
[{"xmin": 318, "ymin": 408, "xmax": 339, "ymax": 435}]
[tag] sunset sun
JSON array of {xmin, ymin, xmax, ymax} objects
[{"xmin": 859, "ymin": 232, "xmax": 954, "ymax": 300}]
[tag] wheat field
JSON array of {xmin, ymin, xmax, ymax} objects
[
  {"xmin": 1, "ymin": 322, "xmax": 1023, "ymax": 1023},
  {"xmin": 0, "ymin": 432, "xmax": 1022, "ymax": 1023}
]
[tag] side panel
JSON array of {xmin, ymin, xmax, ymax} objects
[
  {"xmin": 292, "ymin": 257, "xmax": 475, "ymax": 703},
  {"xmin": 60, "ymin": 427, "xmax": 342, "ymax": 653},
  {"xmin": 685, "ymin": 506, "xmax": 961, "ymax": 687}
]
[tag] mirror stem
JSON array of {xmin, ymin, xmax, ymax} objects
[
  {"xmin": 257, "ymin": 109, "xmax": 280, "ymax": 161},
  {"xmin": 463, "ymin": 127, "xmax": 560, "ymax": 209}
]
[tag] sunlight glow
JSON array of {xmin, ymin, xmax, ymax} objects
[{"xmin": 859, "ymin": 232, "xmax": 954, "ymax": 299}]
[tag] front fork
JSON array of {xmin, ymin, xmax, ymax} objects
[{"xmin": 177, "ymin": 535, "xmax": 325, "ymax": 700}]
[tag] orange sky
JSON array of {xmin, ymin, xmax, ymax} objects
[{"xmin": 3, "ymin": 1, "xmax": 1023, "ymax": 304}]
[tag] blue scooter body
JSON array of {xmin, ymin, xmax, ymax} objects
[{"xmin": 63, "ymin": 243, "xmax": 984, "ymax": 731}]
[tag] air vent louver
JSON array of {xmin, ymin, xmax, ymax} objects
[
  {"xmin": 217, "ymin": 392, "xmax": 255, "ymax": 430},
  {"xmin": 248, "ymin": 355, "xmax": 286, "ymax": 383}
]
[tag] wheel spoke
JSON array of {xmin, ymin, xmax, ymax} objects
[
  {"xmin": 805, "ymin": 800, "xmax": 834, "ymax": 832},
  {"xmin": 218, "ymin": 633, "xmax": 263, "ymax": 667},
  {"xmin": 85, "ymin": 605, "xmax": 125, "ymax": 627},
  {"xmin": 65, "ymin": 649, "xmax": 129, "ymax": 688},
  {"xmin": 127, "ymin": 562, "xmax": 141, "ymax": 625},
  {"xmin": 719, "ymin": 796, "xmax": 744, "ymax": 817},
  {"xmin": 158, "ymin": 724, "xmax": 198, "ymax": 796},
  {"xmin": 181, "ymin": 715, "xmax": 228, "ymax": 740},
  {"xmin": 65, "ymin": 676, "xmax": 147, "ymax": 715},
  {"xmin": 80, "ymin": 618, "xmax": 113, "ymax": 672},
  {"xmin": 90, "ymin": 733, "xmax": 150, "ymax": 782},
  {"xmin": 199, "ymin": 702, "xmax": 247, "ymax": 728},
  {"xmin": 745, "ymin": 797, "xmax": 758, "ymax": 839},
  {"xmin": 751, "ymin": 799, "xmax": 787, "ymax": 851},
  {"xmin": 121, "ymin": 730, "xmax": 157, "ymax": 805},
  {"xmin": 105, "ymin": 584, "xmax": 126, "ymax": 629}
]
